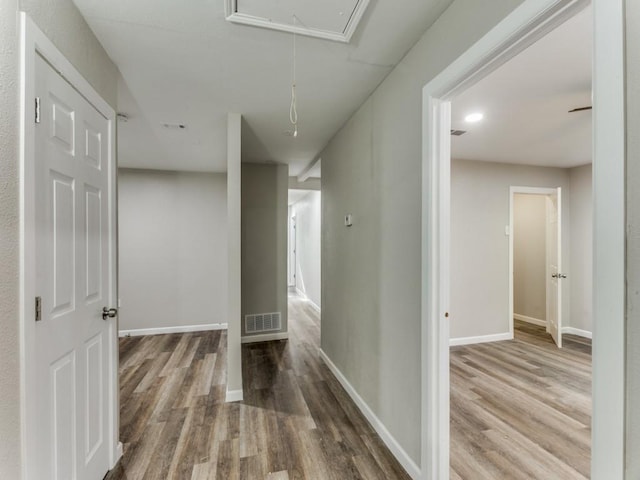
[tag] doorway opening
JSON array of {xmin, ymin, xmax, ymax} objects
[
  {"xmin": 422, "ymin": 0, "xmax": 625, "ymax": 478},
  {"xmin": 287, "ymin": 188, "xmax": 322, "ymax": 320},
  {"xmin": 511, "ymin": 188, "xmax": 564, "ymax": 348}
]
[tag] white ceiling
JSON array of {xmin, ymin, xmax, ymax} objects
[
  {"xmin": 288, "ymin": 189, "xmax": 314, "ymax": 206},
  {"xmin": 237, "ymin": 0, "xmax": 359, "ymax": 34},
  {"xmin": 451, "ymin": 6, "xmax": 592, "ymax": 168},
  {"xmin": 73, "ymin": 0, "xmax": 454, "ymax": 174}
]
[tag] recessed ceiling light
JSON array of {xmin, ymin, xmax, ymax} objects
[{"xmin": 465, "ymin": 112, "xmax": 484, "ymax": 123}]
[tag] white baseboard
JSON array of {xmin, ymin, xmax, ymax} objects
[
  {"xmin": 318, "ymin": 349, "xmax": 420, "ymax": 480},
  {"xmin": 225, "ymin": 389, "xmax": 243, "ymax": 403},
  {"xmin": 307, "ymin": 299, "xmax": 321, "ymax": 314},
  {"xmin": 119, "ymin": 323, "xmax": 227, "ymax": 338},
  {"xmin": 450, "ymin": 332, "xmax": 513, "ymax": 347},
  {"xmin": 562, "ymin": 327, "xmax": 592, "ymax": 339},
  {"xmin": 295, "ymin": 288, "xmax": 321, "ymax": 314},
  {"xmin": 111, "ymin": 441, "xmax": 123, "ymax": 468},
  {"xmin": 241, "ymin": 332, "xmax": 289, "ymax": 344},
  {"xmin": 514, "ymin": 313, "xmax": 547, "ymax": 327}
]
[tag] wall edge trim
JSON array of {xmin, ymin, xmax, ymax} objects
[
  {"xmin": 449, "ymin": 332, "xmax": 512, "ymax": 347},
  {"xmin": 241, "ymin": 332, "xmax": 289, "ymax": 344},
  {"xmin": 514, "ymin": 313, "xmax": 547, "ymax": 327},
  {"xmin": 562, "ymin": 327, "xmax": 592, "ymax": 339},
  {"xmin": 118, "ymin": 323, "xmax": 228, "ymax": 338},
  {"xmin": 318, "ymin": 349, "xmax": 421, "ymax": 480},
  {"xmin": 225, "ymin": 389, "xmax": 244, "ymax": 403}
]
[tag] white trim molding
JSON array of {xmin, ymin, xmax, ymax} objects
[
  {"xmin": 224, "ymin": 0, "xmax": 370, "ymax": 43},
  {"xmin": 319, "ymin": 349, "xmax": 420, "ymax": 480},
  {"xmin": 449, "ymin": 332, "xmax": 512, "ymax": 347},
  {"xmin": 19, "ymin": 12, "xmax": 121, "ymax": 476},
  {"xmin": 225, "ymin": 389, "xmax": 244, "ymax": 403},
  {"xmin": 119, "ymin": 323, "xmax": 228, "ymax": 338},
  {"xmin": 514, "ymin": 313, "xmax": 547, "ymax": 327},
  {"xmin": 241, "ymin": 332, "xmax": 289, "ymax": 344},
  {"xmin": 295, "ymin": 288, "xmax": 321, "ymax": 314},
  {"xmin": 562, "ymin": 327, "xmax": 592, "ymax": 339},
  {"xmin": 420, "ymin": 0, "xmax": 627, "ymax": 479}
]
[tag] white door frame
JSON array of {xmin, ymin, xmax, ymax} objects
[
  {"xmin": 421, "ymin": 0, "xmax": 626, "ymax": 479},
  {"xmin": 19, "ymin": 13, "xmax": 121, "ymax": 479},
  {"xmin": 509, "ymin": 186, "xmax": 560, "ymax": 336}
]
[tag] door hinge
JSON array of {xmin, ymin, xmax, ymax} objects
[
  {"xmin": 35, "ymin": 296, "xmax": 42, "ymax": 322},
  {"xmin": 35, "ymin": 97, "xmax": 41, "ymax": 124}
]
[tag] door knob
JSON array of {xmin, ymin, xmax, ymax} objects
[
  {"xmin": 102, "ymin": 307, "xmax": 118, "ymax": 320},
  {"xmin": 551, "ymin": 273, "xmax": 558, "ymax": 278},
  {"xmin": 559, "ymin": 274, "xmax": 567, "ymax": 279}
]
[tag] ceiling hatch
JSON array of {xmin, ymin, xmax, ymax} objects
[{"xmin": 225, "ymin": 0, "xmax": 370, "ymax": 43}]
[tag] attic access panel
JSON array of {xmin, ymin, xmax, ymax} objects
[{"xmin": 225, "ymin": 0, "xmax": 370, "ymax": 43}]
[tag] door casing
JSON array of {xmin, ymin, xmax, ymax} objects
[
  {"xmin": 421, "ymin": 0, "xmax": 626, "ymax": 479},
  {"xmin": 19, "ymin": 13, "xmax": 120, "ymax": 479}
]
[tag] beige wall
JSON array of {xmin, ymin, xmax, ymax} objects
[
  {"xmin": 450, "ymin": 160, "xmax": 572, "ymax": 339},
  {"xmin": 118, "ymin": 169, "xmax": 228, "ymax": 332},
  {"xmin": 0, "ymin": 1, "xmax": 117, "ymax": 477},
  {"xmin": 320, "ymin": 0, "xmax": 526, "ymax": 465},
  {"xmin": 569, "ymin": 164, "xmax": 592, "ymax": 332},
  {"xmin": 514, "ymin": 194, "xmax": 547, "ymax": 321},
  {"xmin": 626, "ymin": 0, "xmax": 640, "ymax": 476},
  {"xmin": 241, "ymin": 163, "xmax": 289, "ymax": 337}
]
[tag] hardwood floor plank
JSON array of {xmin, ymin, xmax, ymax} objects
[
  {"xmin": 450, "ymin": 321, "xmax": 592, "ymax": 479},
  {"xmin": 107, "ymin": 297, "xmax": 413, "ymax": 480}
]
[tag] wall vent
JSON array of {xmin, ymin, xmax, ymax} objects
[
  {"xmin": 451, "ymin": 129, "xmax": 467, "ymax": 136},
  {"xmin": 245, "ymin": 312, "xmax": 281, "ymax": 333}
]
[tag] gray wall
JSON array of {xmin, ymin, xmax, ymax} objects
[
  {"xmin": 241, "ymin": 163, "xmax": 289, "ymax": 337},
  {"xmin": 118, "ymin": 169, "xmax": 228, "ymax": 332},
  {"xmin": 320, "ymin": 0, "xmax": 526, "ymax": 465},
  {"xmin": 514, "ymin": 194, "xmax": 547, "ymax": 321},
  {"xmin": 626, "ymin": 0, "xmax": 640, "ymax": 475},
  {"xmin": 292, "ymin": 191, "xmax": 321, "ymax": 309},
  {"xmin": 450, "ymin": 159, "xmax": 572, "ymax": 339},
  {"xmin": 0, "ymin": 1, "xmax": 117, "ymax": 477},
  {"xmin": 569, "ymin": 164, "xmax": 593, "ymax": 332}
]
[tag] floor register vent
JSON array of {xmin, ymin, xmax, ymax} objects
[{"xmin": 245, "ymin": 312, "xmax": 281, "ymax": 333}]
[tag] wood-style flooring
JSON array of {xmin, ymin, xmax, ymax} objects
[
  {"xmin": 106, "ymin": 296, "xmax": 411, "ymax": 480},
  {"xmin": 450, "ymin": 320, "xmax": 592, "ymax": 480}
]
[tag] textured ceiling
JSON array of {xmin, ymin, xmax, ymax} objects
[
  {"xmin": 73, "ymin": 0, "xmax": 454, "ymax": 174},
  {"xmin": 451, "ymin": 6, "xmax": 592, "ymax": 168}
]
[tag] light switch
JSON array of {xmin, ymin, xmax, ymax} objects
[{"xmin": 345, "ymin": 214, "xmax": 353, "ymax": 227}]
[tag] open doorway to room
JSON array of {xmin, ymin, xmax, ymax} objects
[
  {"xmin": 446, "ymin": 6, "xmax": 593, "ymax": 479},
  {"xmin": 287, "ymin": 187, "xmax": 322, "ymax": 331}
]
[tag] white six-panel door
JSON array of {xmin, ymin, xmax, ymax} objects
[{"xmin": 34, "ymin": 53, "xmax": 112, "ymax": 480}]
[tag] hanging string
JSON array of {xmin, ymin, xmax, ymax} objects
[{"xmin": 290, "ymin": 14, "xmax": 298, "ymax": 137}]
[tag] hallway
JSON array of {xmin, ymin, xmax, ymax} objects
[{"xmin": 107, "ymin": 296, "xmax": 410, "ymax": 479}]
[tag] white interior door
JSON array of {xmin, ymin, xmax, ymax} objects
[
  {"xmin": 546, "ymin": 188, "xmax": 563, "ymax": 348},
  {"xmin": 34, "ymin": 53, "xmax": 114, "ymax": 480}
]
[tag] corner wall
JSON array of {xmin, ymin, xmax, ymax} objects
[
  {"xmin": 320, "ymin": 0, "xmax": 527, "ymax": 467},
  {"xmin": 241, "ymin": 163, "xmax": 289, "ymax": 337},
  {"xmin": 0, "ymin": 1, "xmax": 118, "ymax": 477}
]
